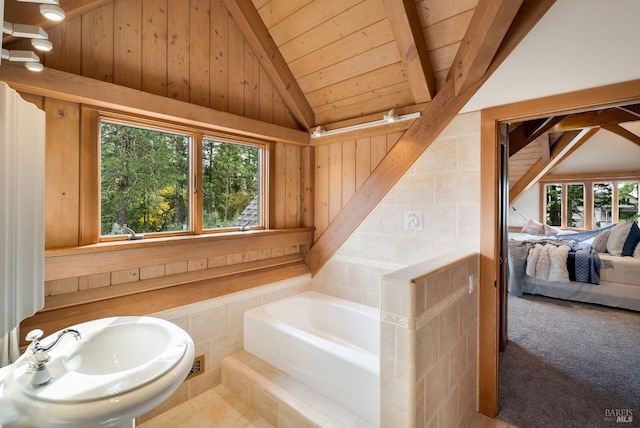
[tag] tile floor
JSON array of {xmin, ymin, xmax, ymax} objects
[
  {"xmin": 137, "ymin": 385, "xmax": 272, "ymax": 427},
  {"xmin": 137, "ymin": 386, "xmax": 517, "ymax": 428}
]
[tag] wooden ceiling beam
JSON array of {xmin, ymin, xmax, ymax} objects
[
  {"xmin": 547, "ymin": 108, "xmax": 640, "ymax": 132},
  {"xmin": 508, "ymin": 115, "xmax": 565, "ymax": 157},
  {"xmin": 450, "ymin": 0, "xmax": 524, "ymax": 96},
  {"xmin": 382, "ymin": 0, "xmax": 436, "ymax": 102},
  {"xmin": 616, "ymin": 103, "xmax": 640, "ymax": 119},
  {"xmin": 222, "ymin": 0, "xmax": 315, "ymax": 130},
  {"xmin": 601, "ymin": 123, "xmax": 640, "ymax": 147},
  {"xmin": 305, "ymin": 0, "xmax": 557, "ymax": 275},
  {"xmin": 0, "ymin": 64, "xmax": 309, "ymax": 146},
  {"xmin": 509, "ymin": 128, "xmax": 598, "ymax": 204}
]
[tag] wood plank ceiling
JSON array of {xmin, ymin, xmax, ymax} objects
[{"xmin": 3, "ymin": 0, "xmax": 480, "ymax": 130}]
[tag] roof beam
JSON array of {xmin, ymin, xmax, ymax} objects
[
  {"xmin": 382, "ymin": 0, "xmax": 436, "ymax": 102},
  {"xmin": 508, "ymin": 115, "xmax": 565, "ymax": 156},
  {"xmin": 305, "ymin": 0, "xmax": 557, "ymax": 275},
  {"xmin": 548, "ymin": 108, "xmax": 640, "ymax": 132},
  {"xmin": 451, "ymin": 0, "xmax": 524, "ymax": 96},
  {"xmin": 616, "ymin": 103, "xmax": 640, "ymax": 119},
  {"xmin": 601, "ymin": 124, "xmax": 640, "ymax": 147},
  {"xmin": 0, "ymin": 64, "xmax": 309, "ymax": 146},
  {"xmin": 222, "ymin": 0, "xmax": 315, "ymax": 130},
  {"xmin": 509, "ymin": 128, "xmax": 598, "ymax": 204}
]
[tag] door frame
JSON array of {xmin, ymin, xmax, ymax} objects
[{"xmin": 478, "ymin": 78, "xmax": 640, "ymax": 417}]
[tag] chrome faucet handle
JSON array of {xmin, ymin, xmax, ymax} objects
[
  {"xmin": 25, "ymin": 329, "xmax": 44, "ymax": 344},
  {"xmin": 26, "ymin": 329, "xmax": 45, "ymax": 355}
]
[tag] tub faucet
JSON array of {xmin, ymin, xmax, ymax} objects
[{"xmin": 25, "ymin": 328, "xmax": 82, "ymax": 388}]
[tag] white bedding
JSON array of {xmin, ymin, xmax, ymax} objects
[
  {"xmin": 600, "ymin": 254, "xmax": 640, "ymax": 287},
  {"xmin": 508, "ymin": 233, "xmax": 640, "ymax": 311}
]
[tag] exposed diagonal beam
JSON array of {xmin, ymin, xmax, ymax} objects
[
  {"xmin": 509, "ymin": 128, "xmax": 598, "ymax": 204},
  {"xmin": 382, "ymin": 0, "xmax": 436, "ymax": 102},
  {"xmin": 305, "ymin": 0, "xmax": 556, "ymax": 275},
  {"xmin": 601, "ymin": 123, "xmax": 640, "ymax": 147},
  {"xmin": 451, "ymin": 0, "xmax": 524, "ymax": 96},
  {"xmin": 222, "ymin": 0, "xmax": 315, "ymax": 130},
  {"xmin": 548, "ymin": 108, "xmax": 640, "ymax": 132},
  {"xmin": 508, "ymin": 115, "xmax": 565, "ymax": 156},
  {"xmin": 616, "ymin": 103, "xmax": 640, "ymax": 119}
]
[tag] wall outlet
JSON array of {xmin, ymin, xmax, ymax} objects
[{"xmin": 404, "ymin": 211, "xmax": 423, "ymax": 230}]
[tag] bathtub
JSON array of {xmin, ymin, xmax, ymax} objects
[{"xmin": 243, "ymin": 291, "xmax": 380, "ymax": 426}]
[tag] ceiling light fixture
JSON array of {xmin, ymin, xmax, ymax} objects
[
  {"xmin": 25, "ymin": 61, "xmax": 43, "ymax": 71},
  {"xmin": 383, "ymin": 109, "xmax": 400, "ymax": 123},
  {"xmin": 311, "ymin": 126, "xmax": 326, "ymax": 138},
  {"xmin": 1, "ymin": 48, "xmax": 39, "ymax": 62},
  {"xmin": 1, "ymin": 0, "xmax": 66, "ymax": 71},
  {"xmin": 3, "ymin": 22, "xmax": 48, "ymax": 39},
  {"xmin": 39, "ymin": 4, "xmax": 65, "ymax": 21},
  {"xmin": 31, "ymin": 38, "xmax": 53, "ymax": 51},
  {"xmin": 310, "ymin": 111, "xmax": 421, "ymax": 138}
]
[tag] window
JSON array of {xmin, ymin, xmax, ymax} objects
[
  {"xmin": 545, "ymin": 184, "xmax": 562, "ymax": 227},
  {"xmin": 566, "ymin": 184, "xmax": 584, "ymax": 228},
  {"xmin": 542, "ymin": 177, "xmax": 640, "ymax": 230},
  {"xmin": 98, "ymin": 117, "xmax": 264, "ymax": 240},
  {"xmin": 618, "ymin": 182, "xmax": 639, "ymax": 221},
  {"xmin": 593, "ymin": 182, "xmax": 613, "ymax": 227},
  {"xmin": 201, "ymin": 138, "xmax": 260, "ymax": 230},
  {"xmin": 100, "ymin": 121, "xmax": 191, "ymax": 236}
]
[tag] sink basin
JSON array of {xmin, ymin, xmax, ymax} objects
[
  {"xmin": 1, "ymin": 316, "xmax": 194, "ymax": 427},
  {"xmin": 65, "ymin": 321, "xmax": 177, "ymax": 375}
]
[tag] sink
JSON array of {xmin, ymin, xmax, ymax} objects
[{"xmin": 1, "ymin": 316, "xmax": 195, "ymax": 427}]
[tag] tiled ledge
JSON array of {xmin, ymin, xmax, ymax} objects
[{"xmin": 380, "ymin": 251, "xmax": 479, "ymax": 428}]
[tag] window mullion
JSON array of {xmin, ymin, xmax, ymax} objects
[
  {"xmin": 193, "ymin": 131, "xmax": 204, "ymax": 235},
  {"xmin": 561, "ymin": 183, "xmax": 568, "ymax": 229}
]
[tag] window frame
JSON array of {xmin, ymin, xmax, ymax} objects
[
  {"xmin": 540, "ymin": 173, "xmax": 640, "ymax": 230},
  {"xmin": 82, "ymin": 107, "xmax": 269, "ymax": 244}
]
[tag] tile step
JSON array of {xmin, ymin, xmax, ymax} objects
[{"xmin": 221, "ymin": 350, "xmax": 375, "ymax": 428}]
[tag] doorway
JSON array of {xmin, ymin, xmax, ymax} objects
[{"xmin": 477, "ymin": 78, "xmax": 640, "ymax": 417}]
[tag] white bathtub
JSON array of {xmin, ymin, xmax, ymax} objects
[{"xmin": 243, "ymin": 291, "xmax": 380, "ymax": 426}]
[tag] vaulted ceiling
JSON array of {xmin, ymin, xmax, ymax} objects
[
  {"xmin": 2, "ymin": 0, "xmax": 515, "ymax": 130},
  {"xmin": 508, "ymin": 102, "xmax": 640, "ymax": 203}
]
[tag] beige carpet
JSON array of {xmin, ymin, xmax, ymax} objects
[{"xmin": 498, "ymin": 294, "xmax": 640, "ymax": 428}]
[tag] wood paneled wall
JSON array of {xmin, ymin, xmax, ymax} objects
[
  {"xmin": 13, "ymin": 85, "xmax": 311, "ymax": 335},
  {"xmin": 42, "ymin": 0, "xmax": 298, "ymax": 130},
  {"xmin": 21, "ymin": 93, "xmax": 305, "ymax": 249},
  {"xmin": 313, "ymin": 128, "xmax": 403, "ymax": 240}
]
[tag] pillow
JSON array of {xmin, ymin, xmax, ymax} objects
[
  {"xmin": 622, "ymin": 222, "xmax": 640, "ymax": 256},
  {"xmin": 521, "ymin": 218, "xmax": 545, "ymax": 235},
  {"xmin": 543, "ymin": 224, "xmax": 559, "ymax": 236},
  {"xmin": 607, "ymin": 221, "xmax": 634, "ymax": 256},
  {"xmin": 591, "ymin": 229, "xmax": 611, "ymax": 253}
]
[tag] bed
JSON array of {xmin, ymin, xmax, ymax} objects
[{"xmin": 508, "ymin": 220, "xmax": 640, "ymax": 312}]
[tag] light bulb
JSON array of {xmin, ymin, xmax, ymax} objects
[
  {"xmin": 25, "ymin": 62, "xmax": 44, "ymax": 72},
  {"xmin": 40, "ymin": 4, "xmax": 65, "ymax": 21}
]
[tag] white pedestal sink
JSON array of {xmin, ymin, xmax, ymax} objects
[{"xmin": 0, "ymin": 316, "xmax": 195, "ymax": 427}]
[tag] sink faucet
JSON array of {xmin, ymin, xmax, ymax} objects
[{"xmin": 25, "ymin": 328, "xmax": 81, "ymax": 388}]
